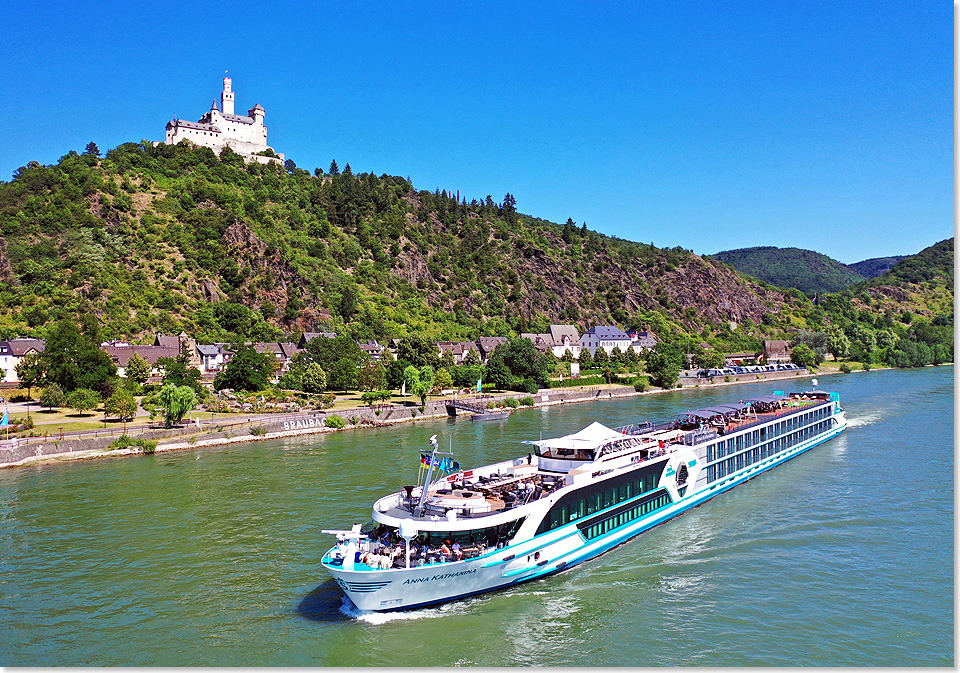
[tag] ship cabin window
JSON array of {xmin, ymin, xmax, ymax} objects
[{"xmin": 411, "ymin": 517, "xmax": 527, "ymax": 549}]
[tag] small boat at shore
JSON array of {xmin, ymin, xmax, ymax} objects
[
  {"xmin": 321, "ymin": 388, "xmax": 847, "ymax": 611},
  {"xmin": 471, "ymin": 409, "xmax": 510, "ymax": 421}
]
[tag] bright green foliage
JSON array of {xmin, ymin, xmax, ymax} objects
[
  {"xmin": 360, "ymin": 390, "xmax": 392, "ymax": 407},
  {"xmin": 396, "ymin": 336, "xmax": 440, "ymax": 369},
  {"xmin": 39, "ymin": 383, "xmax": 66, "ymax": 410},
  {"xmin": 214, "ymin": 344, "xmax": 275, "ymax": 392},
  {"xmin": 66, "ymin": 388, "xmax": 101, "ymax": 414},
  {"xmin": 486, "ymin": 338, "xmax": 550, "ymax": 388},
  {"xmin": 104, "ymin": 388, "xmax": 138, "ymax": 421},
  {"xmin": 305, "ymin": 335, "xmax": 368, "ymax": 391},
  {"xmin": 300, "ymin": 362, "xmax": 328, "ymax": 394},
  {"xmin": 125, "ymin": 352, "xmax": 152, "ymax": 384},
  {"xmin": 156, "ymin": 357, "xmax": 204, "ymax": 394},
  {"xmin": 357, "ymin": 360, "xmax": 387, "ymax": 391},
  {"xmin": 15, "ymin": 353, "xmax": 44, "ymax": 398},
  {"xmin": 155, "ymin": 383, "xmax": 196, "ymax": 426},
  {"xmin": 37, "ymin": 318, "xmax": 117, "ymax": 394},
  {"xmin": 645, "ymin": 350, "xmax": 680, "ymax": 389},
  {"xmin": 694, "ymin": 350, "xmax": 726, "ymax": 369},
  {"xmin": 403, "ymin": 365, "xmax": 434, "ymax": 405},
  {"xmin": 433, "ymin": 368, "xmax": 454, "ymax": 391},
  {"xmin": 790, "ymin": 344, "xmax": 818, "ymax": 367},
  {"xmin": 324, "ymin": 415, "xmax": 346, "ymax": 429}
]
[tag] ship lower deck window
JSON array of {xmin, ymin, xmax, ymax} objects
[{"xmin": 581, "ymin": 492, "xmax": 671, "ymax": 540}]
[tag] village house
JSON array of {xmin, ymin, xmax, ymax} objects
[
  {"xmin": 628, "ymin": 330, "xmax": 658, "ymax": 353},
  {"xmin": 520, "ymin": 325, "xmax": 581, "ymax": 359},
  {"xmin": 359, "ymin": 340, "xmax": 386, "ymax": 361},
  {"xmin": 476, "ymin": 336, "xmax": 508, "ymax": 363},
  {"xmin": 437, "ymin": 341, "xmax": 479, "ymax": 365},
  {"xmin": 0, "ymin": 338, "xmax": 45, "ymax": 383},
  {"xmin": 101, "ymin": 342, "xmax": 179, "ymax": 378},
  {"xmin": 580, "ymin": 325, "xmax": 633, "ymax": 357}
]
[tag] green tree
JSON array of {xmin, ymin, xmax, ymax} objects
[
  {"xmin": 15, "ymin": 352, "xmax": 44, "ymax": 399},
  {"xmin": 83, "ymin": 141, "xmax": 100, "ymax": 157},
  {"xmin": 578, "ymin": 348, "xmax": 594, "ymax": 368},
  {"xmin": 433, "ymin": 368, "xmax": 454, "ymax": 391},
  {"xmin": 156, "ymin": 357, "xmax": 204, "ymax": 394},
  {"xmin": 155, "ymin": 383, "xmax": 196, "ymax": 427},
  {"xmin": 39, "ymin": 317, "xmax": 117, "ymax": 393},
  {"xmin": 214, "ymin": 344, "xmax": 275, "ymax": 391},
  {"xmin": 301, "ymin": 362, "xmax": 328, "ymax": 394},
  {"xmin": 790, "ymin": 343, "xmax": 818, "ymax": 367},
  {"xmin": 39, "ymin": 383, "xmax": 66, "ymax": 410},
  {"xmin": 357, "ymin": 360, "xmax": 386, "ymax": 391},
  {"xmin": 694, "ymin": 350, "xmax": 726, "ymax": 370},
  {"xmin": 487, "ymin": 338, "xmax": 550, "ymax": 387},
  {"xmin": 104, "ymin": 389, "xmax": 138, "ymax": 432},
  {"xmin": 404, "ymin": 365, "xmax": 434, "ymax": 405},
  {"xmin": 304, "ymin": 334, "xmax": 368, "ymax": 391},
  {"xmin": 645, "ymin": 350, "xmax": 680, "ymax": 389},
  {"xmin": 125, "ymin": 352, "xmax": 152, "ymax": 384},
  {"xmin": 66, "ymin": 388, "xmax": 101, "ymax": 415},
  {"xmin": 396, "ymin": 336, "xmax": 440, "ymax": 368}
]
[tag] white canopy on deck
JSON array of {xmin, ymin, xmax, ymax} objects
[{"xmin": 524, "ymin": 421, "xmax": 631, "ymax": 453}]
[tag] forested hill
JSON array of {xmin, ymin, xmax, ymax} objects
[
  {"xmin": 0, "ymin": 140, "xmax": 951, "ymax": 369},
  {"xmin": 710, "ymin": 246, "xmax": 866, "ymax": 295},
  {"xmin": 849, "ymin": 255, "xmax": 908, "ymax": 279},
  {"xmin": 0, "ymin": 141, "xmax": 805, "ymax": 350}
]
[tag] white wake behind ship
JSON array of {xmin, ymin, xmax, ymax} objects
[{"xmin": 321, "ymin": 388, "xmax": 846, "ymax": 611}]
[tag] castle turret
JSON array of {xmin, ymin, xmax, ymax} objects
[
  {"xmin": 221, "ymin": 77, "xmax": 235, "ymax": 115},
  {"xmin": 248, "ymin": 103, "xmax": 265, "ymax": 122}
]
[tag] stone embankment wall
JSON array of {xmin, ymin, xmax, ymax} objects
[{"xmin": 0, "ymin": 369, "xmax": 812, "ymax": 468}]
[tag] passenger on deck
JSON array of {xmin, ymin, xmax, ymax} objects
[
  {"xmin": 452, "ymin": 541, "xmax": 463, "ymax": 560},
  {"xmin": 441, "ymin": 540, "xmax": 452, "ymax": 558}
]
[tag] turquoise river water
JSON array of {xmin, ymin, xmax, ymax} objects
[{"xmin": 0, "ymin": 367, "xmax": 953, "ymax": 666}]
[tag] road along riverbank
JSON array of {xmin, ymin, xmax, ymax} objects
[{"xmin": 0, "ymin": 369, "xmax": 819, "ymax": 469}]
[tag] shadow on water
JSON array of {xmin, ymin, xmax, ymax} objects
[{"xmin": 296, "ymin": 580, "xmax": 353, "ymax": 623}]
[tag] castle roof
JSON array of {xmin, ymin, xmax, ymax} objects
[
  {"xmin": 250, "ymin": 103, "xmax": 265, "ymax": 112},
  {"xmin": 222, "ymin": 112, "xmax": 255, "ymax": 125},
  {"xmin": 211, "ymin": 99, "xmax": 219, "ymax": 111}
]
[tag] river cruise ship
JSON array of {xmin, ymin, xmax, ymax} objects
[{"xmin": 321, "ymin": 389, "xmax": 847, "ymax": 611}]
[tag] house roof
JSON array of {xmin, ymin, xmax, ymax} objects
[
  {"xmin": 197, "ymin": 344, "xmax": 221, "ymax": 356},
  {"xmin": 584, "ymin": 325, "xmax": 630, "ymax": 340},
  {"xmin": 102, "ymin": 344, "xmax": 178, "ymax": 367},
  {"xmin": 548, "ymin": 325, "xmax": 580, "ymax": 345},
  {"xmin": 154, "ymin": 333, "xmax": 180, "ymax": 349},
  {"xmin": 0, "ymin": 338, "xmax": 45, "ymax": 356}
]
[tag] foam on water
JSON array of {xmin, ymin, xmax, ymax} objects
[
  {"xmin": 339, "ymin": 596, "xmax": 463, "ymax": 624},
  {"xmin": 845, "ymin": 410, "xmax": 884, "ymax": 428}
]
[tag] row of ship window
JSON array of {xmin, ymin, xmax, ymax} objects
[
  {"xmin": 706, "ymin": 418, "xmax": 833, "ymax": 483},
  {"xmin": 540, "ymin": 472, "xmax": 660, "ymax": 533},
  {"xmin": 581, "ymin": 492, "xmax": 671, "ymax": 540},
  {"xmin": 709, "ymin": 405, "xmax": 832, "ymax": 461}
]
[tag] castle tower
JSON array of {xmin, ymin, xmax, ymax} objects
[{"xmin": 221, "ymin": 77, "xmax": 235, "ymax": 115}]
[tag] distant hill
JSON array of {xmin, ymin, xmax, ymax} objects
[
  {"xmin": 849, "ymin": 255, "xmax": 908, "ymax": 279},
  {"xmin": 710, "ymin": 246, "xmax": 865, "ymax": 295}
]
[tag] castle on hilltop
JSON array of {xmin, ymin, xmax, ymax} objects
[{"xmin": 161, "ymin": 77, "xmax": 284, "ymax": 164}]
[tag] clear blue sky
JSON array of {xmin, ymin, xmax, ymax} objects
[{"xmin": 1, "ymin": 1, "xmax": 952, "ymax": 264}]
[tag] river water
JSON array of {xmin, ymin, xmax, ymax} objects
[{"xmin": 0, "ymin": 367, "xmax": 953, "ymax": 666}]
